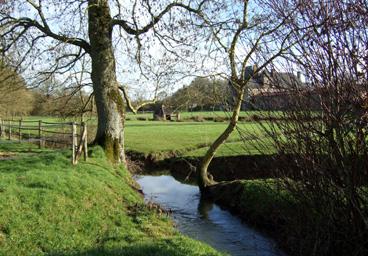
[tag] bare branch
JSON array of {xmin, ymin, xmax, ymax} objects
[
  {"xmin": 111, "ymin": 1, "xmax": 208, "ymax": 35},
  {"xmin": 119, "ymin": 85, "xmax": 157, "ymax": 114}
]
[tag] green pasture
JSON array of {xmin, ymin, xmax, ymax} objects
[
  {"xmin": 125, "ymin": 121, "xmax": 274, "ymax": 157},
  {"xmin": 0, "ymin": 143, "xmax": 222, "ymax": 256},
  {"xmin": 183, "ymin": 138, "xmax": 276, "ymax": 157},
  {"xmin": 3, "ymin": 113, "xmax": 276, "ymax": 157},
  {"xmin": 125, "ymin": 110, "xmax": 281, "ymax": 121}
]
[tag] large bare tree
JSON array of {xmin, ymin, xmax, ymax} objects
[{"xmin": 0, "ymin": 0, "xmax": 207, "ymax": 162}]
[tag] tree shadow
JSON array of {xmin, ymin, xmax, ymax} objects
[{"xmin": 47, "ymin": 242, "xmax": 205, "ymax": 256}]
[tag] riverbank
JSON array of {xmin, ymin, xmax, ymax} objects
[
  {"xmin": 131, "ymin": 148, "xmax": 368, "ymax": 256},
  {"xmin": 0, "ymin": 143, "xmax": 222, "ymax": 255},
  {"xmin": 128, "ymin": 151, "xmax": 297, "ymax": 253},
  {"xmin": 128, "ymin": 150, "xmax": 368, "ymax": 256},
  {"xmin": 137, "ymin": 174, "xmax": 284, "ymax": 256},
  {"xmin": 127, "ymin": 150, "xmax": 284, "ymax": 181},
  {"xmin": 206, "ymin": 180, "xmax": 296, "ymax": 255}
]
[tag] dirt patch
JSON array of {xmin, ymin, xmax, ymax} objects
[
  {"xmin": 0, "ymin": 232, "xmax": 5, "ymax": 244},
  {"xmin": 0, "ymin": 152, "xmax": 17, "ymax": 160}
]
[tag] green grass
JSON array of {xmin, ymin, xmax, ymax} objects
[
  {"xmin": 183, "ymin": 139, "xmax": 276, "ymax": 157},
  {"xmin": 7, "ymin": 114, "xmax": 274, "ymax": 157},
  {"xmin": 0, "ymin": 143, "xmax": 223, "ymax": 256},
  {"xmin": 125, "ymin": 110, "xmax": 281, "ymax": 121},
  {"xmin": 125, "ymin": 121, "xmax": 270, "ymax": 157},
  {"xmin": 237, "ymin": 180, "xmax": 296, "ymax": 220}
]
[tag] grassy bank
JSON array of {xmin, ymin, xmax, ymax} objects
[
  {"xmin": 0, "ymin": 143, "xmax": 222, "ymax": 256},
  {"xmin": 209, "ymin": 179, "xmax": 368, "ymax": 256},
  {"xmin": 208, "ymin": 180, "xmax": 301, "ymax": 255}
]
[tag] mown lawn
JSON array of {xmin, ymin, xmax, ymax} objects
[
  {"xmin": 183, "ymin": 138, "xmax": 276, "ymax": 157},
  {"xmin": 7, "ymin": 114, "xmax": 275, "ymax": 157},
  {"xmin": 125, "ymin": 110, "xmax": 281, "ymax": 121},
  {"xmin": 0, "ymin": 143, "xmax": 223, "ymax": 256},
  {"xmin": 124, "ymin": 121, "xmax": 271, "ymax": 157}
]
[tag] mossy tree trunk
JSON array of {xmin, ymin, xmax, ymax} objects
[{"xmin": 88, "ymin": 0, "xmax": 125, "ymax": 163}]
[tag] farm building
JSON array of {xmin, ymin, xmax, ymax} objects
[{"xmin": 232, "ymin": 65, "xmax": 318, "ymax": 110}]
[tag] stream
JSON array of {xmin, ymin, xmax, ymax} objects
[{"xmin": 136, "ymin": 174, "xmax": 285, "ymax": 256}]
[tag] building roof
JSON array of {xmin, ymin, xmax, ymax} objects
[{"xmin": 243, "ymin": 66, "xmax": 303, "ymax": 92}]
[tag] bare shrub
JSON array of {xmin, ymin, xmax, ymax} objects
[{"xmin": 253, "ymin": 1, "xmax": 368, "ymax": 255}]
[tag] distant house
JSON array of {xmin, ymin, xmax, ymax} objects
[{"xmin": 233, "ymin": 65, "xmax": 312, "ymax": 110}]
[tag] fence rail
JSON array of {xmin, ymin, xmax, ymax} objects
[{"xmin": 0, "ymin": 118, "xmax": 88, "ymax": 165}]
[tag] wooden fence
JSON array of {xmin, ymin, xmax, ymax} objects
[{"xmin": 0, "ymin": 118, "xmax": 88, "ymax": 165}]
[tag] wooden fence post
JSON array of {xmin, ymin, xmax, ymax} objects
[
  {"xmin": 38, "ymin": 120, "xmax": 42, "ymax": 148},
  {"xmin": 8, "ymin": 120, "xmax": 12, "ymax": 140},
  {"xmin": 18, "ymin": 119, "xmax": 22, "ymax": 142},
  {"xmin": 82, "ymin": 122, "xmax": 88, "ymax": 161},
  {"xmin": 72, "ymin": 122, "xmax": 77, "ymax": 165}
]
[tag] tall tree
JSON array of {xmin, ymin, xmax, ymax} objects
[{"xmin": 0, "ymin": 0, "xmax": 206, "ymax": 163}]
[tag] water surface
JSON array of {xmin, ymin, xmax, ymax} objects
[{"xmin": 137, "ymin": 175, "xmax": 285, "ymax": 256}]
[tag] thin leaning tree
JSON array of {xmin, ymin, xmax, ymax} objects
[
  {"xmin": 0, "ymin": 0, "xmax": 207, "ymax": 163},
  {"xmin": 194, "ymin": 0, "xmax": 305, "ymax": 191}
]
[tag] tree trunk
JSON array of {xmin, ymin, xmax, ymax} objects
[
  {"xmin": 198, "ymin": 87, "xmax": 244, "ymax": 191},
  {"xmin": 88, "ymin": 0, "xmax": 125, "ymax": 163}
]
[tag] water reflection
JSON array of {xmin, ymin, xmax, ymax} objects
[
  {"xmin": 198, "ymin": 197, "xmax": 214, "ymax": 219},
  {"xmin": 136, "ymin": 175, "xmax": 285, "ymax": 256}
]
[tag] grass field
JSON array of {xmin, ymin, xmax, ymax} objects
[
  {"xmin": 125, "ymin": 110, "xmax": 279, "ymax": 121},
  {"xmin": 0, "ymin": 143, "xmax": 222, "ymax": 256},
  {"xmin": 3, "ymin": 112, "xmax": 275, "ymax": 158},
  {"xmin": 125, "ymin": 121, "xmax": 272, "ymax": 157}
]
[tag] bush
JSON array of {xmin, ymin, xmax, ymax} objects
[
  {"xmin": 191, "ymin": 115, "xmax": 204, "ymax": 122},
  {"xmin": 214, "ymin": 116, "xmax": 227, "ymax": 122}
]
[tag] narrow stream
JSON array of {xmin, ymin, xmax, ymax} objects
[{"xmin": 136, "ymin": 174, "xmax": 285, "ymax": 256}]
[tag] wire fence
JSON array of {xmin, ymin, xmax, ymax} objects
[{"xmin": 0, "ymin": 118, "xmax": 88, "ymax": 164}]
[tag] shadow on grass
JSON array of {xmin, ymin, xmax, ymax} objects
[
  {"xmin": 83, "ymin": 161, "xmax": 114, "ymax": 173},
  {"xmin": 0, "ymin": 150, "xmax": 70, "ymax": 175},
  {"xmin": 48, "ymin": 243, "xmax": 200, "ymax": 256}
]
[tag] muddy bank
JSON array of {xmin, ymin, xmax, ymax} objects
[
  {"xmin": 128, "ymin": 151, "xmax": 368, "ymax": 186},
  {"xmin": 127, "ymin": 150, "xmax": 295, "ymax": 181},
  {"xmin": 128, "ymin": 150, "xmax": 368, "ymax": 256}
]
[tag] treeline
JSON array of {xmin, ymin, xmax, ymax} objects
[
  {"xmin": 0, "ymin": 61, "xmax": 34, "ymax": 117},
  {"xmin": 0, "ymin": 62, "xmax": 91, "ymax": 118},
  {"xmin": 163, "ymin": 77, "xmax": 231, "ymax": 112},
  {"xmin": 1, "ymin": 63, "xmax": 232, "ymax": 118}
]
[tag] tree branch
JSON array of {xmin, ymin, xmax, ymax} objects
[
  {"xmin": 3, "ymin": 16, "xmax": 91, "ymax": 53},
  {"xmin": 111, "ymin": 1, "xmax": 208, "ymax": 35},
  {"xmin": 118, "ymin": 85, "xmax": 157, "ymax": 114}
]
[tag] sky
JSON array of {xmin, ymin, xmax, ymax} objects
[{"xmin": 2, "ymin": 0, "xmax": 302, "ymax": 100}]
